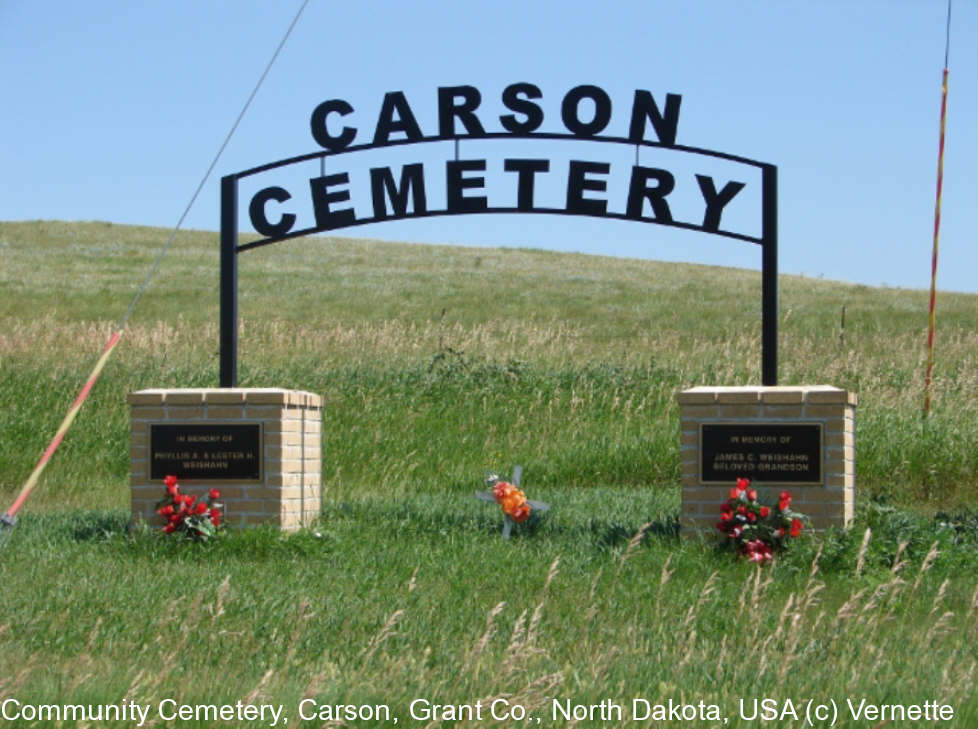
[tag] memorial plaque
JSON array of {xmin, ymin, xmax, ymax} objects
[
  {"xmin": 700, "ymin": 422, "xmax": 822, "ymax": 484},
  {"xmin": 150, "ymin": 423, "xmax": 262, "ymax": 481}
]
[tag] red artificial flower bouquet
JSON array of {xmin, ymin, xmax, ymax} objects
[
  {"xmin": 716, "ymin": 478, "xmax": 806, "ymax": 563},
  {"xmin": 155, "ymin": 475, "xmax": 224, "ymax": 541}
]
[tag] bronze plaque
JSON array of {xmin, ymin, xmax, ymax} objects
[
  {"xmin": 700, "ymin": 422, "xmax": 822, "ymax": 484},
  {"xmin": 150, "ymin": 423, "xmax": 262, "ymax": 481}
]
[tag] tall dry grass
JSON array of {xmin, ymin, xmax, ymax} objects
[{"xmin": 4, "ymin": 522, "xmax": 974, "ymax": 727}]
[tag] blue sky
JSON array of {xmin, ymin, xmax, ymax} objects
[{"xmin": 2, "ymin": 0, "xmax": 975, "ymax": 293}]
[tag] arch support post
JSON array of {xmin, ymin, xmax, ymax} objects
[
  {"xmin": 220, "ymin": 175, "xmax": 238, "ymax": 388},
  {"xmin": 761, "ymin": 165, "xmax": 778, "ymax": 386}
]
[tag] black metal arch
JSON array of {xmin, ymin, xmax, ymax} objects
[{"xmin": 220, "ymin": 133, "xmax": 777, "ymax": 386}]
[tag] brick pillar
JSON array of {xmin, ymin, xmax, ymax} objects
[
  {"xmin": 129, "ymin": 388, "xmax": 322, "ymax": 531},
  {"xmin": 676, "ymin": 386, "xmax": 856, "ymax": 534}
]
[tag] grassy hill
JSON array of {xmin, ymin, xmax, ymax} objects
[
  {"xmin": 1, "ymin": 219, "xmax": 975, "ymax": 509},
  {"xmin": 1, "ymin": 220, "xmax": 977, "ymax": 726}
]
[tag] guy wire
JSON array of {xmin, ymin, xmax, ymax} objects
[{"xmin": 1, "ymin": 0, "xmax": 310, "ymax": 541}]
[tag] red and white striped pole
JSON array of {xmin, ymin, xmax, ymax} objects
[
  {"xmin": 2, "ymin": 330, "xmax": 123, "ymax": 528},
  {"xmin": 924, "ymin": 1, "xmax": 952, "ymax": 418},
  {"xmin": 0, "ymin": 0, "xmax": 309, "ymax": 544}
]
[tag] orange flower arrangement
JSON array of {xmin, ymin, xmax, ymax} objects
[
  {"xmin": 493, "ymin": 480, "xmax": 531, "ymax": 523},
  {"xmin": 477, "ymin": 468, "xmax": 548, "ymax": 539}
]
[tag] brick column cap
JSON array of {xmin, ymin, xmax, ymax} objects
[
  {"xmin": 128, "ymin": 388, "xmax": 322, "ymax": 408},
  {"xmin": 676, "ymin": 385, "xmax": 856, "ymax": 407}
]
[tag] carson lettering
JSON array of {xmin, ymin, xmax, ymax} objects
[
  {"xmin": 309, "ymin": 98, "xmax": 356, "ymax": 152},
  {"xmin": 438, "ymin": 85, "xmax": 486, "ymax": 137},
  {"xmin": 500, "ymin": 82, "xmax": 544, "ymax": 134},
  {"xmin": 561, "ymin": 84, "xmax": 613, "ymax": 137},
  {"xmin": 309, "ymin": 83, "xmax": 683, "ymax": 149},
  {"xmin": 373, "ymin": 91, "xmax": 424, "ymax": 146}
]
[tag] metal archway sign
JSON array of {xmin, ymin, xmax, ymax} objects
[{"xmin": 219, "ymin": 83, "xmax": 777, "ymax": 386}]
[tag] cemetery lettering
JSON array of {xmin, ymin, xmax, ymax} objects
[{"xmin": 249, "ymin": 160, "xmax": 744, "ymax": 237}]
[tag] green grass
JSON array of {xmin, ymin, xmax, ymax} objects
[
  {"xmin": 2, "ymin": 502, "xmax": 977, "ymax": 727},
  {"xmin": 3, "ymin": 220, "xmax": 977, "ymax": 508},
  {"xmin": 1, "ymin": 220, "xmax": 978, "ymax": 726}
]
